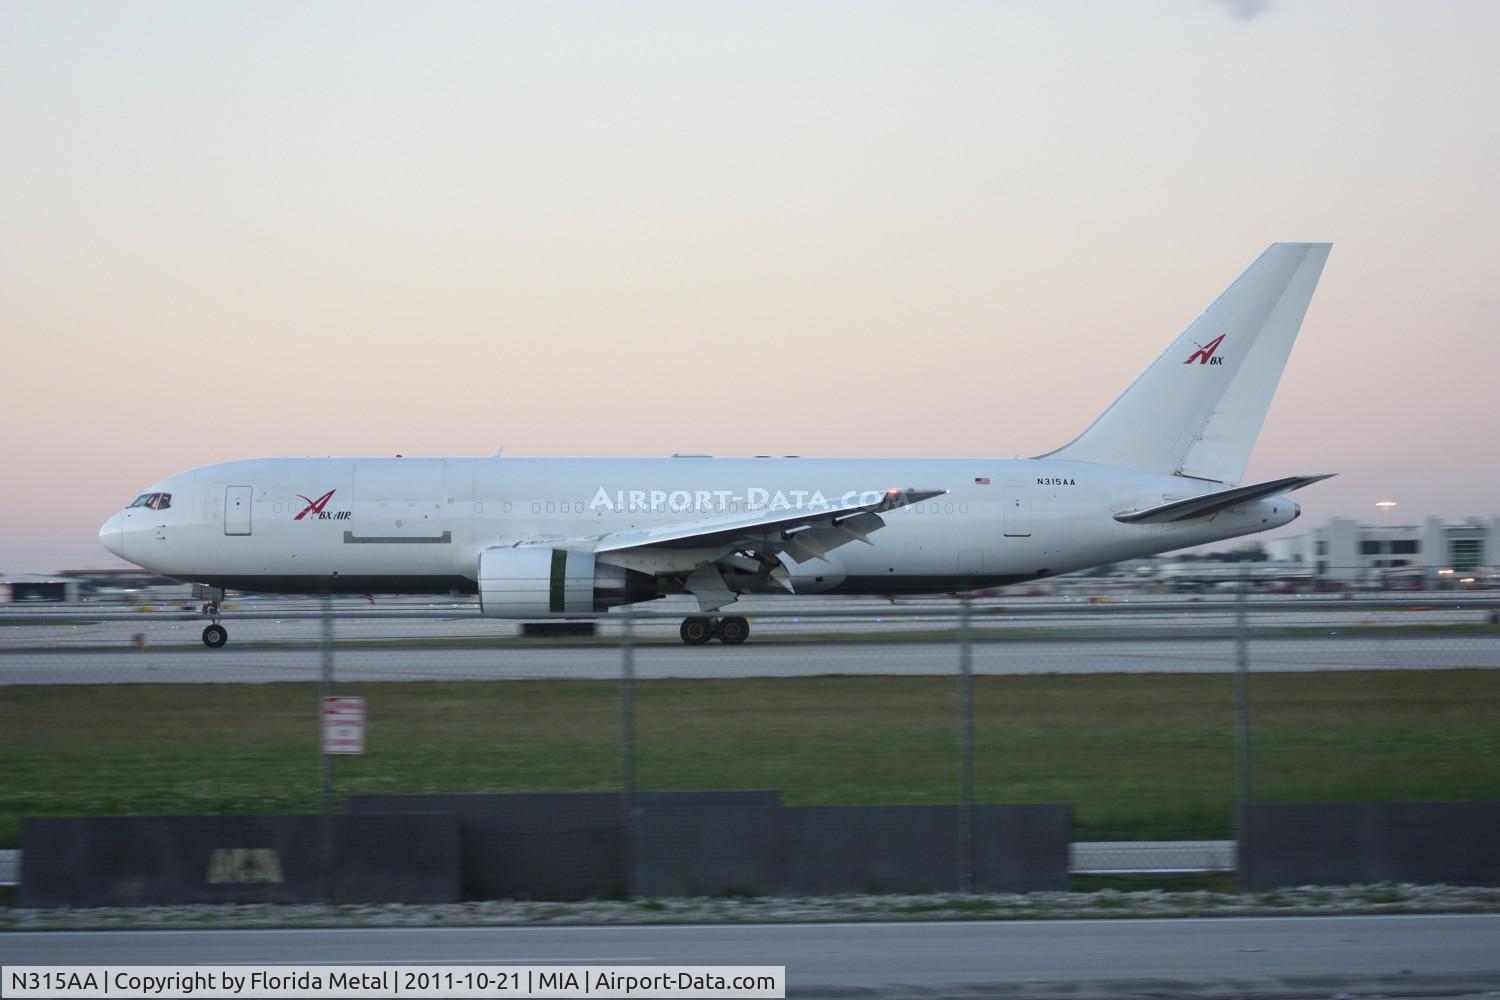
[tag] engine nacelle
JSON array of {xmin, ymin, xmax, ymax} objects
[{"xmin": 478, "ymin": 547, "xmax": 657, "ymax": 617}]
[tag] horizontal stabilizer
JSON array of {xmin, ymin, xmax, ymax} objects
[{"xmin": 1114, "ymin": 474, "xmax": 1334, "ymax": 524}]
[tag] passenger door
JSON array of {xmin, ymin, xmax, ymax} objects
[
  {"xmin": 1002, "ymin": 485, "xmax": 1032, "ymax": 537},
  {"xmin": 225, "ymin": 486, "xmax": 253, "ymax": 536}
]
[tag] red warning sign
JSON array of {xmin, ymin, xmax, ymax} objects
[{"xmin": 322, "ymin": 696, "xmax": 365, "ymax": 755}]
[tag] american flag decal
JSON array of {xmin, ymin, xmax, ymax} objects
[{"xmin": 974, "ymin": 477, "xmax": 991, "ymax": 485}]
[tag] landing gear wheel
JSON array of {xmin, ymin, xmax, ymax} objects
[
  {"xmin": 202, "ymin": 624, "xmax": 228, "ymax": 648},
  {"xmin": 680, "ymin": 617, "xmax": 714, "ymax": 645},
  {"xmin": 716, "ymin": 616, "xmax": 750, "ymax": 645}
]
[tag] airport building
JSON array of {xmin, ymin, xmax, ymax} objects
[
  {"xmin": 0, "ymin": 569, "xmax": 191, "ymax": 604},
  {"xmin": 1266, "ymin": 516, "xmax": 1500, "ymax": 588},
  {"xmin": 0, "ymin": 574, "xmax": 83, "ymax": 603}
]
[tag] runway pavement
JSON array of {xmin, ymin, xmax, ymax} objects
[
  {"xmin": 1, "ymin": 633, "xmax": 1497, "ymax": 683},
  {"xmin": 2, "ymin": 596, "xmax": 1494, "ymax": 649},
  {"xmin": 4, "ymin": 915, "xmax": 1499, "ymax": 997}
]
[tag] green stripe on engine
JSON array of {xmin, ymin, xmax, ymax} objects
[{"xmin": 549, "ymin": 549, "xmax": 567, "ymax": 613}]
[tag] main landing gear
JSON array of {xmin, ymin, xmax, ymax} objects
[
  {"xmin": 200, "ymin": 594, "xmax": 228, "ymax": 648},
  {"xmin": 679, "ymin": 615, "xmax": 750, "ymax": 646}
]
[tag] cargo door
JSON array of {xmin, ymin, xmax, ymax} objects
[
  {"xmin": 225, "ymin": 486, "xmax": 253, "ymax": 536},
  {"xmin": 352, "ymin": 459, "xmax": 447, "ymax": 541}
]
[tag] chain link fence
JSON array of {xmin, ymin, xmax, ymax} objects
[{"xmin": 2, "ymin": 576, "xmax": 1498, "ymax": 892}]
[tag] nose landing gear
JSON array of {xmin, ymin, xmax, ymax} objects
[
  {"xmin": 199, "ymin": 589, "xmax": 228, "ymax": 648},
  {"xmin": 679, "ymin": 615, "xmax": 750, "ymax": 645}
]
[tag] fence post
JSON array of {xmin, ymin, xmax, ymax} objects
[
  {"xmin": 958, "ymin": 595, "xmax": 975, "ymax": 894},
  {"xmin": 1233, "ymin": 568, "xmax": 1252, "ymax": 889},
  {"xmin": 319, "ymin": 591, "xmax": 335, "ymax": 904},
  {"xmin": 620, "ymin": 608, "xmax": 637, "ymax": 900}
]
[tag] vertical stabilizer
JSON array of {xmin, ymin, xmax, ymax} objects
[{"xmin": 1041, "ymin": 243, "xmax": 1330, "ymax": 484}]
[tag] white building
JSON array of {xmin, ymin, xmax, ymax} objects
[
  {"xmin": 0, "ymin": 574, "xmax": 83, "ymax": 603},
  {"xmin": 1267, "ymin": 517, "xmax": 1500, "ymax": 587}
]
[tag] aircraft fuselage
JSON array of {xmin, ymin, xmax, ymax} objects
[{"xmin": 100, "ymin": 455, "xmax": 1297, "ymax": 601}]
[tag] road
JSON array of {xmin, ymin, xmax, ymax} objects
[
  {"xmin": 3, "ymin": 915, "xmax": 1499, "ymax": 997},
  {"xmin": 0, "ymin": 633, "xmax": 1495, "ymax": 684}
]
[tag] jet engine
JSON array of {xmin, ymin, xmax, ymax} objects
[{"xmin": 478, "ymin": 547, "xmax": 658, "ymax": 617}]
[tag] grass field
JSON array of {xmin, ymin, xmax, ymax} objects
[{"xmin": 2, "ymin": 669, "xmax": 1497, "ymax": 848}]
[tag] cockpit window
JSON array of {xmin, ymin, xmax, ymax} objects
[{"xmin": 128, "ymin": 493, "xmax": 172, "ymax": 510}]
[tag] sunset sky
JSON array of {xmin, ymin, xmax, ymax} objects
[{"xmin": 3, "ymin": 1, "xmax": 1497, "ymax": 571}]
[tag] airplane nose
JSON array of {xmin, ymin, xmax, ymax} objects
[{"xmin": 99, "ymin": 511, "xmax": 125, "ymax": 559}]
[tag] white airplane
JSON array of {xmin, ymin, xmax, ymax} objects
[{"xmin": 101, "ymin": 243, "xmax": 1333, "ymax": 647}]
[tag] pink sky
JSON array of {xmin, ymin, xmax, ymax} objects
[{"xmin": 2, "ymin": 2, "xmax": 1497, "ymax": 571}]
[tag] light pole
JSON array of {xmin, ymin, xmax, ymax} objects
[{"xmin": 1375, "ymin": 501, "xmax": 1397, "ymax": 590}]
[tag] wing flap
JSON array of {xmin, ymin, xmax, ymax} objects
[{"xmin": 1114, "ymin": 474, "xmax": 1334, "ymax": 524}]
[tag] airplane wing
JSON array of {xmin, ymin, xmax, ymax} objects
[
  {"xmin": 1113, "ymin": 474, "xmax": 1334, "ymax": 524},
  {"xmin": 593, "ymin": 486, "xmax": 946, "ymax": 609},
  {"xmin": 596, "ymin": 487, "xmax": 946, "ymax": 556}
]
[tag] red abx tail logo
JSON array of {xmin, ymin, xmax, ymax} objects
[
  {"xmin": 293, "ymin": 489, "xmax": 337, "ymax": 520},
  {"xmin": 1184, "ymin": 334, "xmax": 1226, "ymax": 365}
]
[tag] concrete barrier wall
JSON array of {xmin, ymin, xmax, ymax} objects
[
  {"xmin": 350, "ymin": 793, "xmax": 1069, "ymax": 899},
  {"xmin": 974, "ymin": 804, "xmax": 1073, "ymax": 893},
  {"xmin": 350, "ymin": 791, "xmax": 781, "ymax": 901},
  {"xmin": 350, "ymin": 792, "xmax": 625, "ymax": 901},
  {"xmin": 23, "ymin": 794, "xmax": 1066, "ymax": 906},
  {"xmin": 633, "ymin": 803, "xmax": 784, "ymax": 898},
  {"xmin": 1243, "ymin": 802, "xmax": 1500, "ymax": 890},
  {"xmin": 698, "ymin": 804, "xmax": 1070, "ymax": 896},
  {"xmin": 777, "ymin": 806, "xmax": 959, "ymax": 895},
  {"xmin": 19, "ymin": 814, "xmax": 459, "ymax": 908}
]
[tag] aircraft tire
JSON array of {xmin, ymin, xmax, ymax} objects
[
  {"xmin": 202, "ymin": 624, "xmax": 228, "ymax": 648},
  {"xmin": 716, "ymin": 616, "xmax": 749, "ymax": 644},
  {"xmin": 679, "ymin": 617, "xmax": 714, "ymax": 645}
]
